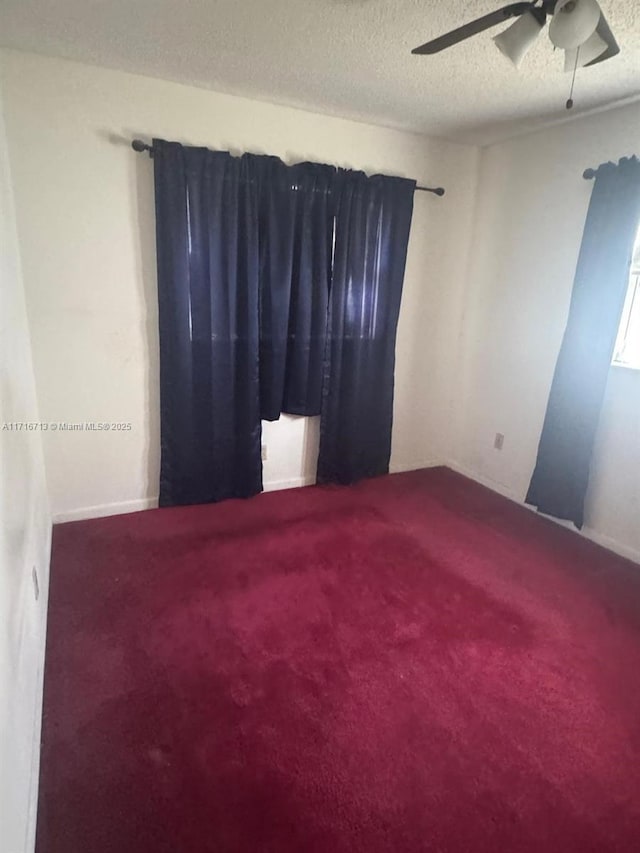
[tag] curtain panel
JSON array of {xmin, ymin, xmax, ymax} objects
[
  {"xmin": 526, "ymin": 157, "xmax": 640, "ymax": 528},
  {"xmin": 256, "ymin": 158, "xmax": 335, "ymax": 420},
  {"xmin": 153, "ymin": 141, "xmax": 263, "ymax": 507},
  {"xmin": 317, "ymin": 170, "xmax": 416, "ymax": 485}
]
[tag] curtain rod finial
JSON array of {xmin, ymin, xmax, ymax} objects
[
  {"xmin": 132, "ymin": 139, "xmax": 153, "ymax": 156},
  {"xmin": 583, "ymin": 167, "xmax": 597, "ymax": 180}
]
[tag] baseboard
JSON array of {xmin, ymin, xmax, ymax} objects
[
  {"xmin": 581, "ymin": 527, "xmax": 640, "ymax": 566},
  {"xmin": 25, "ymin": 520, "xmax": 53, "ymax": 853},
  {"xmin": 53, "ymin": 497, "xmax": 158, "ymax": 524},
  {"xmin": 264, "ymin": 462, "xmax": 440, "ymax": 491},
  {"xmin": 448, "ymin": 461, "xmax": 640, "ymax": 566},
  {"xmin": 54, "ymin": 462, "xmax": 442, "ymax": 523},
  {"xmin": 447, "ymin": 461, "xmax": 521, "ymax": 503},
  {"xmin": 389, "ymin": 460, "xmax": 439, "ymax": 475},
  {"xmin": 52, "ymin": 484, "xmax": 317, "ymax": 521},
  {"xmin": 263, "ymin": 475, "xmax": 315, "ymax": 492},
  {"xmin": 26, "ymin": 632, "xmax": 46, "ymax": 853}
]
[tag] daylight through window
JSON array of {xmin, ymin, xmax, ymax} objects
[{"xmin": 613, "ymin": 226, "xmax": 640, "ymax": 369}]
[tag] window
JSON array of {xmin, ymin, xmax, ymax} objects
[{"xmin": 612, "ymin": 227, "xmax": 640, "ymax": 369}]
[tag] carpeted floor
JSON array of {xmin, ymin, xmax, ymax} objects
[{"xmin": 37, "ymin": 467, "xmax": 640, "ymax": 852}]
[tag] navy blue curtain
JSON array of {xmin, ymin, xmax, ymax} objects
[
  {"xmin": 153, "ymin": 142, "xmax": 336, "ymax": 506},
  {"xmin": 526, "ymin": 157, "xmax": 640, "ymax": 528},
  {"xmin": 257, "ymin": 159, "xmax": 335, "ymax": 420},
  {"xmin": 153, "ymin": 141, "xmax": 262, "ymax": 506},
  {"xmin": 317, "ymin": 171, "xmax": 416, "ymax": 485}
]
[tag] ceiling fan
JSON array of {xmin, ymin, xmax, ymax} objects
[{"xmin": 412, "ymin": 0, "xmax": 619, "ymax": 72}]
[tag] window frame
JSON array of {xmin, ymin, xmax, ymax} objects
[{"xmin": 612, "ymin": 236, "xmax": 640, "ymax": 371}]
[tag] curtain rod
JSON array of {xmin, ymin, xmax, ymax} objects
[{"xmin": 131, "ymin": 139, "xmax": 445, "ymax": 196}]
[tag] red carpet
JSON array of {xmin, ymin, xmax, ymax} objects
[{"xmin": 37, "ymin": 467, "xmax": 640, "ymax": 852}]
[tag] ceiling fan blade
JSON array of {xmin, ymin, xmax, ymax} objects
[{"xmin": 412, "ymin": 2, "xmax": 537, "ymax": 55}]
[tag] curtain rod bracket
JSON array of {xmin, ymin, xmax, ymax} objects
[{"xmin": 131, "ymin": 139, "xmax": 444, "ymax": 194}]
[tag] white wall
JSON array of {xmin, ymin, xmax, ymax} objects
[
  {"xmin": 0, "ymin": 49, "xmax": 479, "ymax": 521},
  {"xmin": 3, "ymin": 48, "xmax": 636, "ymax": 563},
  {"xmin": 0, "ymin": 79, "xmax": 51, "ymax": 853},
  {"xmin": 453, "ymin": 102, "xmax": 640, "ymax": 563}
]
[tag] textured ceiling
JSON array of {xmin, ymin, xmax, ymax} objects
[{"xmin": 0, "ymin": 0, "xmax": 638, "ymax": 145}]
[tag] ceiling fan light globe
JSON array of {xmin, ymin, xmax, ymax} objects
[
  {"xmin": 493, "ymin": 11, "xmax": 545, "ymax": 68},
  {"xmin": 583, "ymin": 12, "xmax": 620, "ymax": 66},
  {"xmin": 549, "ymin": 0, "xmax": 601, "ymax": 50},
  {"xmin": 563, "ymin": 27, "xmax": 607, "ymax": 70}
]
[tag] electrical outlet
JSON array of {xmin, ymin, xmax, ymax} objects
[
  {"xmin": 261, "ymin": 444, "xmax": 267, "ymax": 462},
  {"xmin": 32, "ymin": 565, "xmax": 40, "ymax": 601},
  {"xmin": 494, "ymin": 433, "xmax": 505, "ymax": 451}
]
